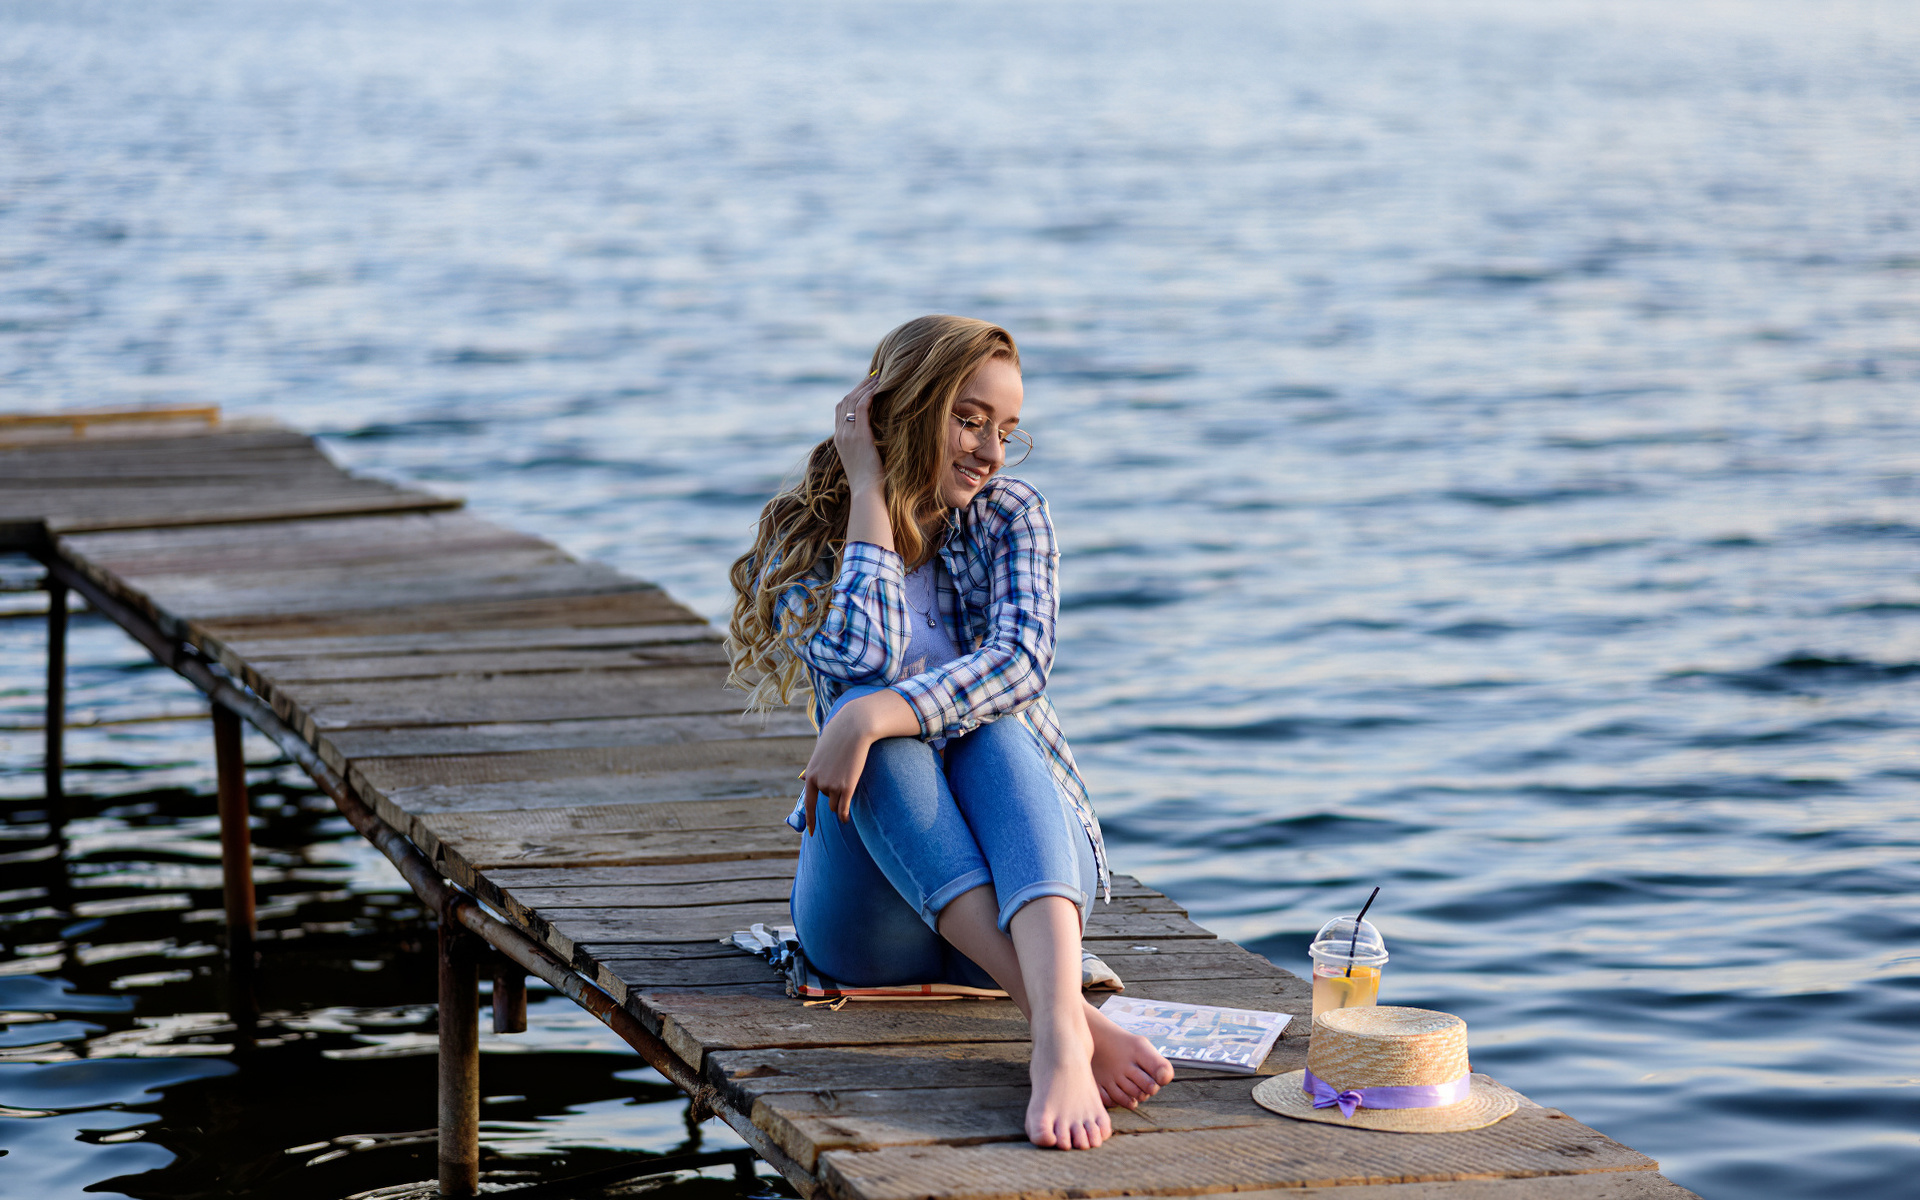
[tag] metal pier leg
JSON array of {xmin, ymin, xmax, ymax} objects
[
  {"xmin": 44, "ymin": 579, "xmax": 67, "ymax": 819},
  {"xmin": 212, "ymin": 706, "xmax": 257, "ymax": 968},
  {"xmin": 439, "ymin": 903, "xmax": 481, "ymax": 1197},
  {"xmin": 491, "ymin": 958, "xmax": 528, "ymax": 1035}
]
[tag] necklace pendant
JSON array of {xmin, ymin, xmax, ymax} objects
[{"xmin": 926, "ymin": 616, "xmax": 937, "ymax": 628}]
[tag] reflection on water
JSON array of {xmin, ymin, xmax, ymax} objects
[{"xmin": 5, "ymin": 1, "xmax": 1920, "ymax": 1197}]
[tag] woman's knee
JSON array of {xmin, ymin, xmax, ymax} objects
[{"xmin": 861, "ymin": 731, "xmax": 933, "ymax": 774}]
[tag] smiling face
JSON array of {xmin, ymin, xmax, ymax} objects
[{"xmin": 938, "ymin": 354, "xmax": 1024, "ymax": 509}]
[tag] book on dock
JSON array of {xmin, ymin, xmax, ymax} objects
[{"xmin": 1097, "ymin": 996, "xmax": 1292, "ymax": 1074}]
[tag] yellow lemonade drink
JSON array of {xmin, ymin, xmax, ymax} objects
[
  {"xmin": 1307, "ymin": 914, "xmax": 1388, "ymax": 1019},
  {"xmin": 1311, "ymin": 963, "xmax": 1381, "ymax": 1019}
]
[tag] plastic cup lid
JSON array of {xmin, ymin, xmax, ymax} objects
[{"xmin": 1309, "ymin": 916, "xmax": 1388, "ymax": 965}]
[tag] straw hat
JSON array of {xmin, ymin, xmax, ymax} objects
[{"xmin": 1251, "ymin": 1006, "xmax": 1519, "ymax": 1133}]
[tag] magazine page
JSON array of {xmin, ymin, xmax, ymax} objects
[{"xmin": 1098, "ymin": 996, "xmax": 1292, "ymax": 1074}]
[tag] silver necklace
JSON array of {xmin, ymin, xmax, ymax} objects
[{"xmin": 905, "ymin": 565, "xmax": 940, "ymax": 629}]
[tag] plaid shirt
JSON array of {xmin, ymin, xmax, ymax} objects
[{"xmin": 773, "ymin": 476, "xmax": 1109, "ymax": 900}]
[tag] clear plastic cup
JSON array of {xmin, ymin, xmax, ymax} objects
[{"xmin": 1309, "ymin": 916, "xmax": 1388, "ymax": 1019}]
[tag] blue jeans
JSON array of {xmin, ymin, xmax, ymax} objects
[{"xmin": 790, "ymin": 685, "xmax": 1097, "ymax": 988}]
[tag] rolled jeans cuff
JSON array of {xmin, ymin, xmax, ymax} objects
[
  {"xmin": 995, "ymin": 880, "xmax": 1090, "ymax": 934},
  {"xmin": 922, "ymin": 867, "xmax": 994, "ymax": 930}
]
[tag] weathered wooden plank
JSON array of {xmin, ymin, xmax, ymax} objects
[
  {"xmin": 21, "ymin": 485, "xmax": 458, "ymax": 533},
  {"xmin": 485, "ymin": 859, "xmax": 803, "ymax": 890},
  {"xmin": 644, "ymin": 993, "xmax": 1036, "ymax": 1065},
  {"xmin": 5, "ymin": 484, "xmax": 407, "ymax": 516},
  {"xmin": 757, "ymin": 1076, "xmax": 1389, "ymax": 1171},
  {"xmin": 414, "ymin": 795, "xmax": 794, "ymax": 841},
  {"xmin": 61, "ymin": 511, "xmax": 547, "ymax": 574},
  {"xmin": 571, "ymin": 941, "xmax": 756, "ymax": 962},
  {"xmin": 0, "ymin": 425, "xmax": 309, "ymax": 460},
  {"xmin": 135, "ymin": 559, "xmax": 637, "ymax": 621},
  {"xmin": 366, "ymin": 770, "xmax": 799, "ymax": 815},
  {"xmin": 8, "ymin": 460, "xmax": 346, "ymax": 485},
  {"xmin": 1192, "ymin": 1177, "xmax": 1701, "ymax": 1200},
  {"xmin": 430, "ymin": 823, "xmax": 801, "ymax": 879},
  {"xmin": 1082, "ymin": 910, "xmax": 1219, "ymax": 941},
  {"xmin": 712, "ymin": 1043, "xmax": 1043, "ymax": 1105},
  {"xmin": 351, "ymin": 737, "xmax": 813, "ymax": 792},
  {"xmin": 755, "ymin": 1084, "xmax": 1139, "ymax": 1171},
  {"xmin": 634, "ymin": 977, "xmax": 1295, "ymax": 1068},
  {"xmin": 1078, "ymin": 947, "xmax": 1288, "ymax": 984},
  {"xmin": 507, "ymin": 879, "xmax": 798, "ymax": 909},
  {"xmin": 706, "ymin": 1041, "xmax": 1281, "ymax": 1114},
  {"xmin": 4, "ymin": 434, "xmax": 312, "ymax": 455},
  {"xmin": 46, "ymin": 496, "xmax": 459, "ymax": 534},
  {"xmin": 408, "ymin": 796, "xmax": 795, "ymax": 871},
  {"xmin": 540, "ymin": 901, "xmax": 791, "ymax": 955},
  {"xmin": 246, "ymin": 641, "xmax": 727, "ymax": 683},
  {"xmin": 119, "ymin": 544, "xmax": 573, "ymax": 594},
  {"xmin": 816, "ymin": 1095, "xmax": 1659, "ymax": 1200},
  {"xmin": 4, "ymin": 481, "xmax": 404, "ymax": 509},
  {"xmin": 191, "ymin": 588, "xmax": 699, "ymax": 640},
  {"xmin": 224, "ymin": 622, "xmax": 719, "ymax": 662},
  {"xmin": 60, "ymin": 509, "xmax": 501, "ymax": 555},
  {"xmin": 271, "ymin": 665, "xmax": 741, "ymax": 732},
  {"xmin": 596, "ymin": 954, "xmax": 788, "ymax": 991},
  {"xmin": 315, "ymin": 710, "xmax": 813, "ymax": 768}
]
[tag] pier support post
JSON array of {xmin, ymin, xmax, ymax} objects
[
  {"xmin": 491, "ymin": 958, "xmax": 528, "ymax": 1034},
  {"xmin": 44, "ymin": 578, "xmax": 67, "ymax": 818},
  {"xmin": 439, "ymin": 900, "xmax": 482, "ymax": 1197},
  {"xmin": 212, "ymin": 706, "xmax": 257, "ymax": 966}
]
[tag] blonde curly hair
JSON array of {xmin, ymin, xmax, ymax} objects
[{"xmin": 725, "ymin": 315, "xmax": 1020, "ymax": 714}]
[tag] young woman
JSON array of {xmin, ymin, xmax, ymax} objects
[{"xmin": 726, "ymin": 315, "xmax": 1174, "ymax": 1151}]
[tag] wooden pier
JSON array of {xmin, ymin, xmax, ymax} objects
[{"xmin": 4, "ymin": 409, "xmax": 1698, "ymax": 1199}]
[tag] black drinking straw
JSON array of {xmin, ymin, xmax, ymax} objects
[{"xmin": 1344, "ymin": 886, "xmax": 1380, "ymax": 978}]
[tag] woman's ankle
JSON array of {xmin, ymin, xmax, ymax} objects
[{"xmin": 1030, "ymin": 1006, "xmax": 1092, "ymax": 1052}]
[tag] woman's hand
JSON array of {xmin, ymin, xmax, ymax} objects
[
  {"xmin": 834, "ymin": 372, "xmax": 896, "ymax": 552},
  {"xmin": 833, "ymin": 373, "xmax": 886, "ymax": 497},
  {"xmin": 801, "ymin": 688, "xmax": 921, "ymax": 833}
]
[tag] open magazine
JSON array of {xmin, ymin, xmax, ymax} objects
[{"xmin": 1097, "ymin": 996, "xmax": 1292, "ymax": 1074}]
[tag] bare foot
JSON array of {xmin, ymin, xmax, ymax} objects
[
  {"xmin": 1026, "ymin": 1016, "xmax": 1112, "ymax": 1149},
  {"xmin": 1085, "ymin": 1000, "xmax": 1175, "ymax": 1109}
]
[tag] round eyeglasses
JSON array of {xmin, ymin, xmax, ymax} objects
[{"xmin": 954, "ymin": 413, "xmax": 1034, "ymax": 468}]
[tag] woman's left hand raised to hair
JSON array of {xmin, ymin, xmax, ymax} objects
[
  {"xmin": 834, "ymin": 373, "xmax": 895, "ymax": 553},
  {"xmin": 801, "ymin": 687, "xmax": 921, "ymax": 833},
  {"xmin": 834, "ymin": 373, "xmax": 886, "ymax": 496}
]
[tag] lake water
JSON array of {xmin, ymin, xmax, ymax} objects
[{"xmin": 4, "ymin": 1, "xmax": 1918, "ymax": 1196}]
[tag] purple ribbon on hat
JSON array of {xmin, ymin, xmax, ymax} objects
[{"xmin": 1302, "ymin": 1069, "xmax": 1472, "ymax": 1119}]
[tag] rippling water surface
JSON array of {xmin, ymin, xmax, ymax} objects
[{"xmin": 4, "ymin": 2, "xmax": 1919, "ymax": 1197}]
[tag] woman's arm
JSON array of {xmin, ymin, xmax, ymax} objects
[
  {"xmin": 772, "ymin": 376, "xmax": 909, "ymax": 686},
  {"xmin": 800, "ymin": 687, "xmax": 918, "ymax": 832},
  {"xmin": 837, "ymin": 373, "xmax": 893, "ymax": 553},
  {"xmin": 806, "ymin": 485, "xmax": 1059, "ymax": 830},
  {"xmin": 799, "ymin": 373, "xmax": 913, "ymax": 831}
]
